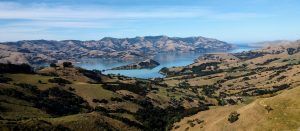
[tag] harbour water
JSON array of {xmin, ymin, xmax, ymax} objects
[{"xmin": 76, "ymin": 45, "xmax": 256, "ymax": 78}]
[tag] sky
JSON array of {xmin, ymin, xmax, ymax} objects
[{"xmin": 0, "ymin": 0, "xmax": 300, "ymax": 43}]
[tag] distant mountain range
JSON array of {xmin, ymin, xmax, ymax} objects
[{"xmin": 0, "ymin": 35, "xmax": 233, "ymax": 64}]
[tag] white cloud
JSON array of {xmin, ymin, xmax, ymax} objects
[
  {"xmin": 0, "ymin": 1, "xmax": 271, "ymax": 41},
  {"xmin": 0, "ymin": 2, "xmax": 267, "ymax": 20},
  {"xmin": 0, "ymin": 2, "xmax": 210, "ymax": 20}
]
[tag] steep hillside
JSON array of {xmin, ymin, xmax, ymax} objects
[{"xmin": 172, "ymin": 85, "xmax": 300, "ymax": 131}]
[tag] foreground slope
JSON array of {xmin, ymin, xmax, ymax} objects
[{"xmin": 173, "ymin": 85, "xmax": 300, "ymax": 131}]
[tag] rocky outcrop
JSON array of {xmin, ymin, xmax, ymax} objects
[{"xmin": 111, "ymin": 59, "xmax": 160, "ymax": 70}]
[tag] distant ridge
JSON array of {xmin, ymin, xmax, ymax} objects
[{"xmin": 0, "ymin": 35, "xmax": 233, "ymax": 64}]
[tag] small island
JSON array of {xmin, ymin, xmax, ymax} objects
[{"xmin": 111, "ymin": 59, "xmax": 160, "ymax": 70}]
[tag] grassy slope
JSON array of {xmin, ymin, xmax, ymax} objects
[
  {"xmin": 0, "ymin": 73, "xmax": 142, "ymax": 130},
  {"xmin": 47, "ymin": 112, "xmax": 140, "ymax": 131},
  {"xmin": 173, "ymin": 86, "xmax": 300, "ymax": 131}
]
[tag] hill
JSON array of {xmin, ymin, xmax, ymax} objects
[
  {"xmin": 111, "ymin": 59, "xmax": 160, "ymax": 70},
  {"xmin": 0, "ymin": 36, "xmax": 232, "ymax": 64},
  {"xmin": 1, "ymin": 40, "xmax": 300, "ymax": 130},
  {"xmin": 172, "ymin": 85, "xmax": 300, "ymax": 131}
]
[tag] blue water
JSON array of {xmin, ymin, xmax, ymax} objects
[{"xmin": 76, "ymin": 45, "xmax": 256, "ymax": 79}]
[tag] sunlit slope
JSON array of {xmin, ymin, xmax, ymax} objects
[{"xmin": 173, "ymin": 86, "xmax": 300, "ymax": 131}]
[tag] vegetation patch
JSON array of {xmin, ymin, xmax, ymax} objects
[{"xmin": 228, "ymin": 111, "xmax": 240, "ymax": 123}]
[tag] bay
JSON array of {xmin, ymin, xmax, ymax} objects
[{"xmin": 76, "ymin": 45, "xmax": 256, "ymax": 79}]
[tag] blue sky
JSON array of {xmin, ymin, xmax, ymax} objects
[{"xmin": 0, "ymin": 0, "xmax": 300, "ymax": 43}]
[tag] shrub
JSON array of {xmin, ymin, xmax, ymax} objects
[
  {"xmin": 195, "ymin": 119, "xmax": 204, "ymax": 124},
  {"xmin": 92, "ymin": 99, "xmax": 108, "ymax": 104},
  {"xmin": 265, "ymin": 105, "xmax": 273, "ymax": 113},
  {"xmin": 62, "ymin": 62, "xmax": 73, "ymax": 68},
  {"xmin": 242, "ymin": 76, "xmax": 250, "ymax": 81},
  {"xmin": 174, "ymin": 125, "xmax": 180, "ymax": 129},
  {"xmin": 111, "ymin": 97, "xmax": 123, "ymax": 102},
  {"xmin": 49, "ymin": 63, "xmax": 57, "ymax": 68},
  {"xmin": 287, "ymin": 48, "xmax": 296, "ymax": 55},
  {"xmin": 68, "ymin": 87, "xmax": 75, "ymax": 91},
  {"xmin": 0, "ymin": 77, "xmax": 12, "ymax": 83},
  {"xmin": 189, "ymin": 122, "xmax": 195, "ymax": 127},
  {"xmin": 228, "ymin": 111, "xmax": 240, "ymax": 123}
]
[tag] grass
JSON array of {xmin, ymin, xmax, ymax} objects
[
  {"xmin": 71, "ymin": 83, "xmax": 119, "ymax": 107},
  {"xmin": 109, "ymin": 113, "xmax": 140, "ymax": 124},
  {"xmin": 0, "ymin": 96, "xmax": 50, "ymax": 120},
  {"xmin": 46, "ymin": 112, "xmax": 140, "ymax": 131},
  {"xmin": 4, "ymin": 74, "xmax": 55, "ymax": 90},
  {"xmin": 172, "ymin": 86, "xmax": 300, "ymax": 131}
]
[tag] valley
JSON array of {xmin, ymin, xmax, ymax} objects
[{"xmin": 0, "ymin": 39, "xmax": 300, "ymax": 130}]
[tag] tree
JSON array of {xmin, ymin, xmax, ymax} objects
[
  {"xmin": 228, "ymin": 111, "xmax": 240, "ymax": 123},
  {"xmin": 50, "ymin": 63, "xmax": 57, "ymax": 68},
  {"xmin": 63, "ymin": 62, "xmax": 73, "ymax": 68}
]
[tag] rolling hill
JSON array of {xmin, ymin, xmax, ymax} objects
[
  {"xmin": 0, "ymin": 40, "xmax": 300, "ymax": 130},
  {"xmin": 172, "ymin": 85, "xmax": 300, "ymax": 131}
]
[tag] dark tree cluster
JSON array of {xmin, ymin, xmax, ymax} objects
[
  {"xmin": 0, "ymin": 63, "xmax": 33, "ymax": 74},
  {"xmin": 110, "ymin": 97, "xmax": 123, "ymax": 102},
  {"xmin": 135, "ymin": 100, "xmax": 208, "ymax": 131},
  {"xmin": 36, "ymin": 87, "xmax": 90, "ymax": 116},
  {"xmin": 0, "ymin": 75, "xmax": 12, "ymax": 83},
  {"xmin": 62, "ymin": 62, "xmax": 73, "ymax": 68},
  {"xmin": 253, "ymin": 84, "xmax": 290, "ymax": 96},
  {"xmin": 255, "ymin": 58, "xmax": 280, "ymax": 65},
  {"xmin": 77, "ymin": 68, "xmax": 102, "ymax": 83},
  {"xmin": 0, "ymin": 120, "xmax": 70, "ymax": 131},
  {"xmin": 286, "ymin": 47, "xmax": 300, "ymax": 55}
]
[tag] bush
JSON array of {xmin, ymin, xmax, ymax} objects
[
  {"xmin": 0, "ymin": 77, "xmax": 12, "ymax": 83},
  {"xmin": 228, "ymin": 111, "xmax": 240, "ymax": 123},
  {"xmin": 287, "ymin": 48, "xmax": 296, "ymax": 55},
  {"xmin": 68, "ymin": 87, "xmax": 75, "ymax": 91},
  {"xmin": 92, "ymin": 99, "xmax": 108, "ymax": 104},
  {"xmin": 111, "ymin": 97, "xmax": 123, "ymax": 102},
  {"xmin": 265, "ymin": 105, "xmax": 273, "ymax": 113},
  {"xmin": 49, "ymin": 63, "xmax": 57, "ymax": 68},
  {"xmin": 62, "ymin": 62, "xmax": 73, "ymax": 68}
]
